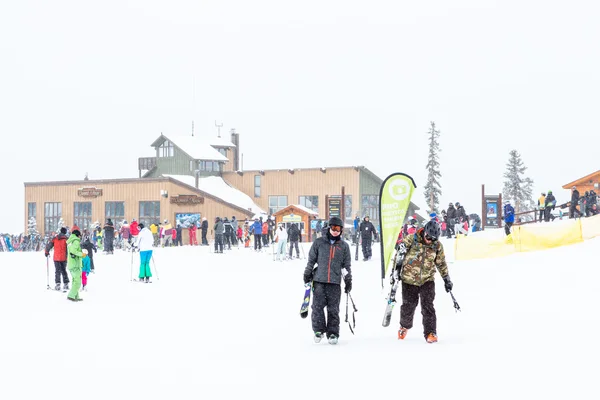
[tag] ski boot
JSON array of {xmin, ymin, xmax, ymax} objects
[
  {"xmin": 328, "ymin": 335, "xmax": 338, "ymax": 345},
  {"xmin": 54, "ymin": 283, "xmax": 61, "ymax": 291},
  {"xmin": 426, "ymin": 333, "xmax": 438, "ymax": 343},
  {"xmin": 63, "ymin": 283, "xmax": 69, "ymax": 292},
  {"xmin": 314, "ymin": 332, "xmax": 323, "ymax": 343},
  {"xmin": 398, "ymin": 327, "xmax": 408, "ymax": 340}
]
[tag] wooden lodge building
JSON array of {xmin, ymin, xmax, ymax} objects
[
  {"xmin": 24, "ymin": 130, "xmax": 420, "ymax": 240},
  {"xmin": 562, "ymin": 170, "xmax": 600, "ymax": 194}
]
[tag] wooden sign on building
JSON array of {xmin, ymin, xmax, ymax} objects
[
  {"xmin": 170, "ymin": 194, "xmax": 204, "ymax": 205},
  {"xmin": 77, "ymin": 187, "xmax": 103, "ymax": 198}
]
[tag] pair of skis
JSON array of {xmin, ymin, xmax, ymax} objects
[{"xmin": 382, "ymin": 244, "xmax": 406, "ymax": 327}]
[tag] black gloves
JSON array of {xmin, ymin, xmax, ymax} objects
[
  {"xmin": 303, "ymin": 270, "xmax": 313, "ymax": 284},
  {"xmin": 344, "ymin": 277, "xmax": 352, "ymax": 293},
  {"xmin": 70, "ymin": 253, "xmax": 76, "ymax": 259},
  {"xmin": 44, "ymin": 252, "xmax": 49, "ymax": 258},
  {"xmin": 443, "ymin": 275, "xmax": 453, "ymax": 292}
]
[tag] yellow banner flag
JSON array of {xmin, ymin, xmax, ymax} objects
[{"xmin": 378, "ymin": 173, "xmax": 416, "ymax": 282}]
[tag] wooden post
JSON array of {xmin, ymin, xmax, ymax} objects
[
  {"xmin": 325, "ymin": 195, "xmax": 329, "ymax": 220},
  {"xmin": 498, "ymin": 193, "xmax": 503, "ymax": 228},
  {"xmin": 341, "ymin": 186, "xmax": 345, "ymax": 226},
  {"xmin": 481, "ymin": 184, "xmax": 486, "ymax": 231}
]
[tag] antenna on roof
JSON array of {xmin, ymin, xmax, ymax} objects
[
  {"xmin": 191, "ymin": 77, "xmax": 196, "ymax": 136},
  {"xmin": 215, "ymin": 120, "xmax": 223, "ymax": 138}
]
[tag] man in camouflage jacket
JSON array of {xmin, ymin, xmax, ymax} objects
[{"xmin": 394, "ymin": 220, "xmax": 452, "ymax": 343}]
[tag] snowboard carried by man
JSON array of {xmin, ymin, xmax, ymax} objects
[{"xmin": 303, "ymin": 217, "xmax": 352, "ymax": 345}]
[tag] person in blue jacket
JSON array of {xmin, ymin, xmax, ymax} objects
[
  {"xmin": 250, "ymin": 217, "xmax": 263, "ymax": 251},
  {"xmin": 503, "ymin": 201, "xmax": 515, "ymax": 236}
]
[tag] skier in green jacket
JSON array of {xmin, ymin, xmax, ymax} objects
[{"xmin": 67, "ymin": 226, "xmax": 85, "ymax": 302}]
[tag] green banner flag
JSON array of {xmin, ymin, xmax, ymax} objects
[{"xmin": 378, "ymin": 173, "xmax": 417, "ymax": 282}]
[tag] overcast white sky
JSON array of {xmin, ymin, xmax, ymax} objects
[{"xmin": 2, "ymin": 0, "xmax": 599, "ymax": 233}]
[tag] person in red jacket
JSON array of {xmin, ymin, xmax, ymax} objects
[
  {"xmin": 130, "ymin": 218, "xmax": 140, "ymax": 244},
  {"xmin": 189, "ymin": 223, "xmax": 198, "ymax": 246},
  {"xmin": 45, "ymin": 227, "xmax": 70, "ymax": 291}
]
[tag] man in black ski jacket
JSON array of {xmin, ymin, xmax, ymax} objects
[
  {"xmin": 445, "ymin": 203, "xmax": 457, "ymax": 238},
  {"xmin": 570, "ymin": 186, "xmax": 580, "ymax": 219},
  {"xmin": 288, "ymin": 223, "xmax": 301, "ymax": 258},
  {"xmin": 201, "ymin": 217, "xmax": 209, "ymax": 245},
  {"xmin": 81, "ymin": 232, "xmax": 97, "ymax": 272},
  {"xmin": 303, "ymin": 217, "xmax": 352, "ymax": 344},
  {"xmin": 545, "ymin": 190, "xmax": 556, "ymax": 222},
  {"xmin": 359, "ymin": 216, "xmax": 376, "ymax": 261},
  {"xmin": 103, "ymin": 219, "xmax": 115, "ymax": 254}
]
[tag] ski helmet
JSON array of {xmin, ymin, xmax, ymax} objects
[
  {"xmin": 329, "ymin": 216, "xmax": 343, "ymax": 227},
  {"xmin": 424, "ymin": 220, "xmax": 441, "ymax": 241}
]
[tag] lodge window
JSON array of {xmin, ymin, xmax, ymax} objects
[
  {"xmin": 269, "ymin": 195, "xmax": 287, "ymax": 215},
  {"xmin": 105, "ymin": 201, "xmax": 125, "ymax": 225},
  {"xmin": 361, "ymin": 195, "xmax": 379, "ymax": 220},
  {"xmin": 299, "ymin": 196, "xmax": 319, "ymax": 213},
  {"xmin": 74, "ymin": 202, "xmax": 92, "ymax": 232},
  {"xmin": 139, "ymin": 201, "xmax": 160, "ymax": 227},
  {"xmin": 158, "ymin": 140, "xmax": 174, "ymax": 157},
  {"xmin": 44, "ymin": 202, "xmax": 62, "ymax": 236},
  {"xmin": 254, "ymin": 175, "xmax": 261, "ymax": 198},
  {"xmin": 197, "ymin": 160, "xmax": 221, "ymax": 172},
  {"xmin": 218, "ymin": 148, "xmax": 227, "ymax": 157},
  {"xmin": 28, "ymin": 202, "xmax": 36, "ymax": 223}
]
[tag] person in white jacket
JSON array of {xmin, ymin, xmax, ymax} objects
[
  {"xmin": 136, "ymin": 223, "xmax": 155, "ymax": 282},
  {"xmin": 274, "ymin": 224, "xmax": 288, "ymax": 261}
]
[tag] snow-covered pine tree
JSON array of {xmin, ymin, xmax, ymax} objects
[
  {"xmin": 27, "ymin": 217, "xmax": 38, "ymax": 236},
  {"xmin": 502, "ymin": 150, "xmax": 535, "ymax": 216},
  {"xmin": 57, "ymin": 217, "xmax": 65, "ymax": 233},
  {"xmin": 424, "ymin": 121, "xmax": 442, "ymax": 213}
]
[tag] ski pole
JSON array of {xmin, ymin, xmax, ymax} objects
[
  {"xmin": 130, "ymin": 247, "xmax": 134, "ymax": 281},
  {"xmin": 449, "ymin": 291, "xmax": 461, "ymax": 312},
  {"xmin": 345, "ymin": 293, "xmax": 355, "ymax": 335},
  {"xmin": 151, "ymin": 254, "xmax": 160, "ymax": 280},
  {"xmin": 46, "ymin": 256, "xmax": 50, "ymax": 290}
]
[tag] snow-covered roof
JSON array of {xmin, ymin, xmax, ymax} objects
[
  {"xmin": 168, "ymin": 136, "xmax": 229, "ymax": 161},
  {"xmin": 206, "ymin": 135, "xmax": 236, "ymax": 148},
  {"xmin": 164, "ymin": 174, "xmax": 265, "ymax": 214},
  {"xmin": 288, "ymin": 204, "xmax": 319, "ymax": 216}
]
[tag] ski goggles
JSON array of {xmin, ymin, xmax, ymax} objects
[
  {"xmin": 330, "ymin": 225, "xmax": 342, "ymax": 232},
  {"xmin": 425, "ymin": 234, "xmax": 437, "ymax": 242}
]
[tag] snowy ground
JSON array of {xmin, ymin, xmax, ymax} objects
[{"xmin": 0, "ymin": 237, "xmax": 597, "ymax": 399}]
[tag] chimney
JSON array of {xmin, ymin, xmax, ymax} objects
[{"xmin": 231, "ymin": 128, "xmax": 240, "ymax": 171}]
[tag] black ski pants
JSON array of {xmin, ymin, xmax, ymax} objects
[
  {"xmin": 88, "ymin": 253, "xmax": 95, "ymax": 271},
  {"xmin": 214, "ymin": 234, "xmax": 224, "ymax": 252},
  {"xmin": 538, "ymin": 209, "xmax": 545, "ymax": 222},
  {"xmin": 289, "ymin": 240, "xmax": 299, "ymax": 258},
  {"xmin": 361, "ymin": 236, "xmax": 372, "ymax": 259},
  {"xmin": 201, "ymin": 230, "xmax": 208, "ymax": 245},
  {"xmin": 105, "ymin": 236, "xmax": 114, "ymax": 252},
  {"xmin": 254, "ymin": 234, "xmax": 262, "ymax": 250},
  {"xmin": 504, "ymin": 222, "xmax": 513, "ymax": 236},
  {"xmin": 400, "ymin": 281, "xmax": 436, "ymax": 338},
  {"xmin": 311, "ymin": 282, "xmax": 342, "ymax": 338},
  {"xmin": 446, "ymin": 218, "xmax": 455, "ymax": 238},
  {"xmin": 54, "ymin": 261, "xmax": 69, "ymax": 284}
]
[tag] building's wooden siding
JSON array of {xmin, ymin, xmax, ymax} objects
[
  {"xmin": 223, "ymin": 146, "xmax": 235, "ymax": 172},
  {"xmin": 24, "ymin": 178, "xmax": 253, "ymax": 238},
  {"xmin": 155, "ymin": 145, "xmax": 194, "ymax": 177},
  {"xmin": 222, "ymin": 167, "xmax": 360, "ymax": 221}
]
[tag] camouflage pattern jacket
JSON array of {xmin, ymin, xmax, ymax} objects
[{"xmin": 399, "ymin": 230, "xmax": 449, "ymax": 287}]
